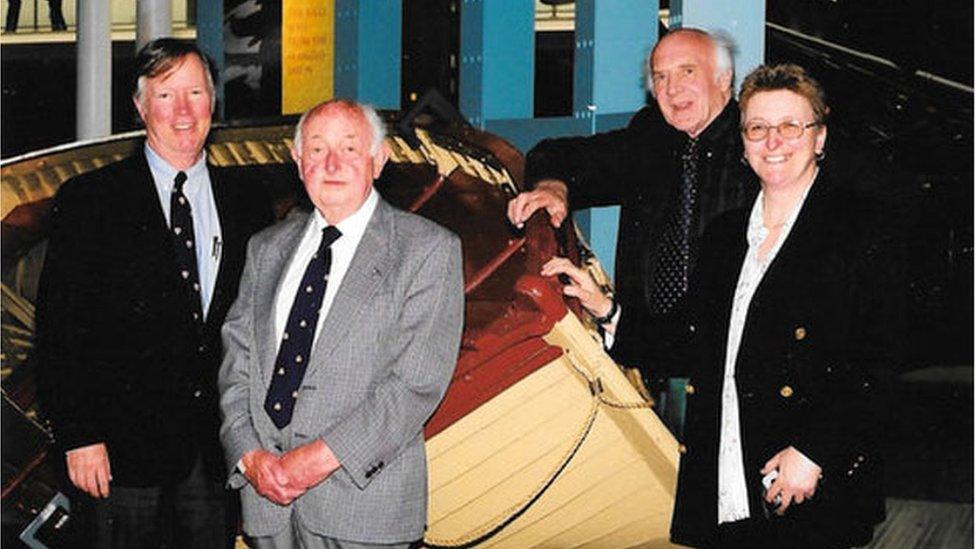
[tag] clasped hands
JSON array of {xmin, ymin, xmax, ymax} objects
[{"xmin": 242, "ymin": 439, "xmax": 340, "ymax": 506}]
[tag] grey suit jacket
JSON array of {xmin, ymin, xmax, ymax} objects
[{"xmin": 218, "ymin": 196, "xmax": 464, "ymax": 543}]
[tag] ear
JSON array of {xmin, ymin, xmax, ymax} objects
[
  {"xmin": 290, "ymin": 146, "xmax": 301, "ymax": 169},
  {"xmin": 815, "ymin": 125, "xmax": 828, "ymax": 155},
  {"xmin": 717, "ymin": 69, "xmax": 733, "ymax": 95},
  {"xmin": 371, "ymin": 142, "xmax": 390, "ymax": 179},
  {"xmin": 133, "ymin": 96, "xmax": 147, "ymax": 124}
]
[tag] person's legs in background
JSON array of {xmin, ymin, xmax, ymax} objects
[{"xmin": 5, "ymin": 0, "xmax": 21, "ymax": 33}]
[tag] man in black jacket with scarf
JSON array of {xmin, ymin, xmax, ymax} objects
[{"xmin": 508, "ymin": 28, "xmax": 757, "ymax": 406}]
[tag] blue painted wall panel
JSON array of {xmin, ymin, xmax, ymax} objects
[
  {"xmin": 334, "ymin": 0, "xmax": 402, "ymax": 107},
  {"xmin": 482, "ymin": 1, "xmax": 534, "ymax": 120},
  {"xmin": 485, "ymin": 116, "xmax": 585, "ymax": 153},
  {"xmin": 334, "ymin": 0, "xmax": 359, "ymax": 98},
  {"xmin": 358, "ymin": 0, "xmax": 402, "ymax": 108},
  {"xmin": 572, "ymin": 1, "xmax": 595, "ymax": 118},
  {"xmin": 675, "ymin": 0, "xmax": 766, "ymax": 91},
  {"xmin": 459, "ymin": 0, "xmax": 534, "ymax": 126},
  {"xmin": 591, "ymin": 1, "xmax": 656, "ymax": 114},
  {"xmin": 459, "ymin": 0, "xmax": 485, "ymax": 125}
]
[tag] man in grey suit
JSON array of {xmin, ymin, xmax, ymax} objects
[{"xmin": 218, "ymin": 99, "xmax": 464, "ymax": 548}]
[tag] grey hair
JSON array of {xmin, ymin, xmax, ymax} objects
[
  {"xmin": 292, "ymin": 100, "xmax": 387, "ymax": 156},
  {"xmin": 645, "ymin": 27, "xmax": 736, "ymax": 94}
]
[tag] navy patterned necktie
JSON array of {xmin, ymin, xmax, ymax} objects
[
  {"xmin": 264, "ymin": 225, "xmax": 342, "ymax": 429},
  {"xmin": 170, "ymin": 171, "xmax": 204, "ymax": 324},
  {"xmin": 649, "ymin": 137, "xmax": 700, "ymax": 315}
]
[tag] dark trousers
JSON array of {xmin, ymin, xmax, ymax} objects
[
  {"xmin": 49, "ymin": 0, "xmax": 65, "ymax": 30},
  {"xmin": 5, "ymin": 0, "xmax": 20, "ymax": 32},
  {"xmin": 71, "ymin": 457, "xmax": 233, "ymax": 549}
]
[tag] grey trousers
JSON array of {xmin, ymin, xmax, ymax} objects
[{"xmin": 246, "ymin": 512, "xmax": 412, "ymax": 549}]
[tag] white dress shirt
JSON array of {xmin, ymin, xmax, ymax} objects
[
  {"xmin": 717, "ymin": 175, "xmax": 816, "ymax": 524},
  {"xmin": 145, "ymin": 144, "xmax": 222, "ymax": 318},
  {"xmin": 273, "ymin": 189, "xmax": 378, "ymax": 347},
  {"xmin": 236, "ymin": 190, "xmax": 378, "ymax": 474}
]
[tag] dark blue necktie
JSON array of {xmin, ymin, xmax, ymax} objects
[
  {"xmin": 649, "ymin": 137, "xmax": 700, "ymax": 315},
  {"xmin": 264, "ymin": 225, "xmax": 342, "ymax": 429},
  {"xmin": 170, "ymin": 171, "xmax": 204, "ymax": 324}
]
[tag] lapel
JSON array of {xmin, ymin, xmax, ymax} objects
[
  {"xmin": 732, "ymin": 175, "xmax": 838, "ymax": 376},
  {"xmin": 127, "ymin": 153, "xmax": 173, "ymax": 250},
  {"xmin": 305, "ymin": 198, "xmax": 397, "ymax": 377},
  {"xmin": 706, "ymin": 211, "xmax": 749, "ymax": 375},
  {"xmin": 255, "ymin": 213, "xmax": 308, "ymax": 386},
  {"xmin": 749, "ymin": 174, "xmax": 836, "ymax": 307}
]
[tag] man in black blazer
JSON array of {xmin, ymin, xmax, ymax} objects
[
  {"xmin": 508, "ymin": 28, "xmax": 757, "ymax": 401},
  {"xmin": 35, "ymin": 39, "xmax": 273, "ymax": 548}
]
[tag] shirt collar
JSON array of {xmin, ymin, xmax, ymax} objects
[
  {"xmin": 310, "ymin": 187, "xmax": 379, "ymax": 243},
  {"xmin": 145, "ymin": 143, "xmax": 209, "ymax": 194},
  {"xmin": 747, "ymin": 169, "xmax": 818, "ymax": 248}
]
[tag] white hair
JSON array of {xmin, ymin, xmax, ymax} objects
[
  {"xmin": 292, "ymin": 100, "xmax": 387, "ymax": 156},
  {"xmin": 644, "ymin": 28, "xmax": 736, "ymax": 94},
  {"xmin": 711, "ymin": 31, "xmax": 735, "ymax": 77}
]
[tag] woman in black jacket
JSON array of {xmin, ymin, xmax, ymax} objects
[{"xmin": 670, "ymin": 64, "xmax": 906, "ymax": 548}]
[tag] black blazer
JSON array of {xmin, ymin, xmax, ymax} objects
[
  {"xmin": 525, "ymin": 100, "xmax": 758, "ymax": 377},
  {"xmin": 35, "ymin": 151, "xmax": 273, "ymax": 486},
  {"xmin": 670, "ymin": 169, "xmax": 907, "ymax": 547}
]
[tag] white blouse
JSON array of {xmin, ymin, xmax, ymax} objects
[{"xmin": 717, "ymin": 176, "xmax": 815, "ymax": 524}]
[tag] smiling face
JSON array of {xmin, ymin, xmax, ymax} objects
[
  {"xmin": 291, "ymin": 102, "xmax": 389, "ymax": 224},
  {"xmin": 650, "ymin": 31, "xmax": 732, "ymax": 137},
  {"xmin": 134, "ymin": 54, "xmax": 213, "ymax": 170},
  {"xmin": 741, "ymin": 89, "xmax": 827, "ymax": 192}
]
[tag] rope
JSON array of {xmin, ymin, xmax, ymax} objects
[{"xmin": 562, "ymin": 350, "xmax": 654, "ymax": 411}]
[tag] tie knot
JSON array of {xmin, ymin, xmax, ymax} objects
[
  {"xmin": 320, "ymin": 225, "xmax": 342, "ymax": 250},
  {"xmin": 174, "ymin": 171, "xmax": 188, "ymax": 193},
  {"xmin": 683, "ymin": 138, "xmax": 699, "ymax": 158}
]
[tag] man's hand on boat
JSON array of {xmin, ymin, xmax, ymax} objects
[{"xmin": 507, "ymin": 179, "xmax": 569, "ymax": 229}]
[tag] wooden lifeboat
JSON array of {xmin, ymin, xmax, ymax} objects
[{"xmin": 1, "ymin": 111, "xmax": 680, "ymax": 548}]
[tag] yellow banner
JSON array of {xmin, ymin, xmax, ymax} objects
[{"xmin": 282, "ymin": 0, "xmax": 334, "ymax": 115}]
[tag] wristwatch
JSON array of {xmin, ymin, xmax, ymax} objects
[{"xmin": 592, "ymin": 298, "xmax": 618, "ymax": 325}]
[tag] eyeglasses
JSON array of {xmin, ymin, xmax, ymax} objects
[{"xmin": 741, "ymin": 120, "xmax": 821, "ymax": 142}]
